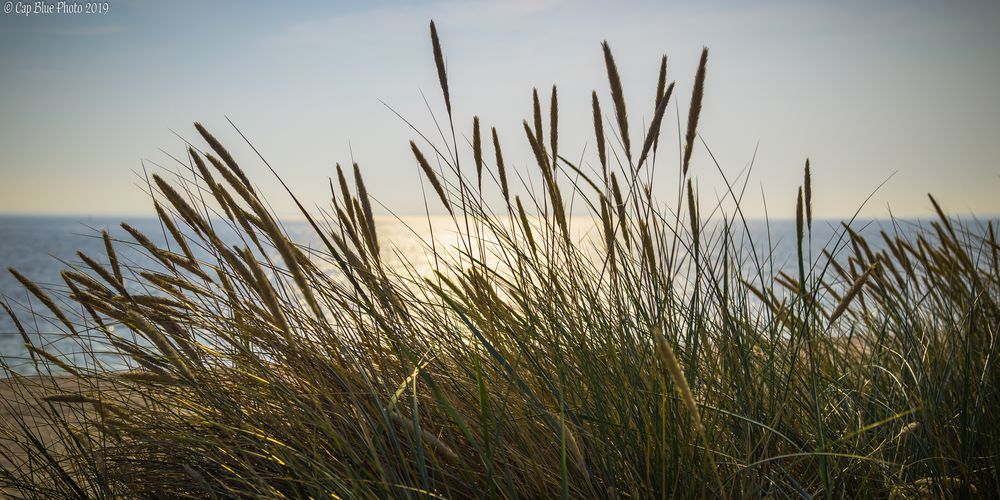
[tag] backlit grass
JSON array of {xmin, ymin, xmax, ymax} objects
[{"xmin": 1, "ymin": 21, "xmax": 997, "ymax": 498}]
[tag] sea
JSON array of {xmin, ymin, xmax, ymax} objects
[{"xmin": 0, "ymin": 214, "xmax": 962, "ymax": 375}]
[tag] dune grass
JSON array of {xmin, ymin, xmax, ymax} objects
[{"xmin": 2, "ymin": 21, "xmax": 998, "ymax": 498}]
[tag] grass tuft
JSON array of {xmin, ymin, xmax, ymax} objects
[{"xmin": 1, "ymin": 20, "xmax": 997, "ymax": 499}]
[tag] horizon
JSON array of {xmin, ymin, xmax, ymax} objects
[
  {"xmin": 2, "ymin": 212, "xmax": 997, "ymax": 225},
  {"xmin": 2, "ymin": 0, "xmax": 999, "ymax": 219}
]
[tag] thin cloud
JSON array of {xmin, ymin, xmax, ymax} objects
[
  {"xmin": 271, "ymin": 0, "xmax": 567, "ymax": 48},
  {"xmin": 42, "ymin": 25, "xmax": 125, "ymax": 36}
]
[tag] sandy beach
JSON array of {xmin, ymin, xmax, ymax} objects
[{"xmin": 0, "ymin": 375, "xmax": 94, "ymax": 478}]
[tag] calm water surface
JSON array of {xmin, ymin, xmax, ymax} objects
[{"xmin": 0, "ymin": 214, "xmax": 945, "ymax": 374}]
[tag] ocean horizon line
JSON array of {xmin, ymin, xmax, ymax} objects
[{"xmin": 2, "ymin": 211, "xmax": 997, "ymax": 223}]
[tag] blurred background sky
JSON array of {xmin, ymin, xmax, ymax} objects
[{"xmin": 1, "ymin": 0, "xmax": 998, "ymax": 219}]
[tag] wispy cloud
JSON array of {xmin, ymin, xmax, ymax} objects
[
  {"xmin": 270, "ymin": 0, "xmax": 566, "ymax": 48},
  {"xmin": 41, "ymin": 25, "xmax": 125, "ymax": 36},
  {"xmin": 272, "ymin": 6, "xmax": 419, "ymax": 47},
  {"xmin": 432, "ymin": 0, "xmax": 568, "ymax": 24}
]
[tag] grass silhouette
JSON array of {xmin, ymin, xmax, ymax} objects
[{"xmin": 1, "ymin": 20, "xmax": 997, "ymax": 498}]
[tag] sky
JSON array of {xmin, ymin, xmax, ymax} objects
[{"xmin": 1, "ymin": 0, "xmax": 998, "ymax": 219}]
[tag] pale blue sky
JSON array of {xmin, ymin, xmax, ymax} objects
[{"xmin": 1, "ymin": 0, "xmax": 998, "ymax": 218}]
